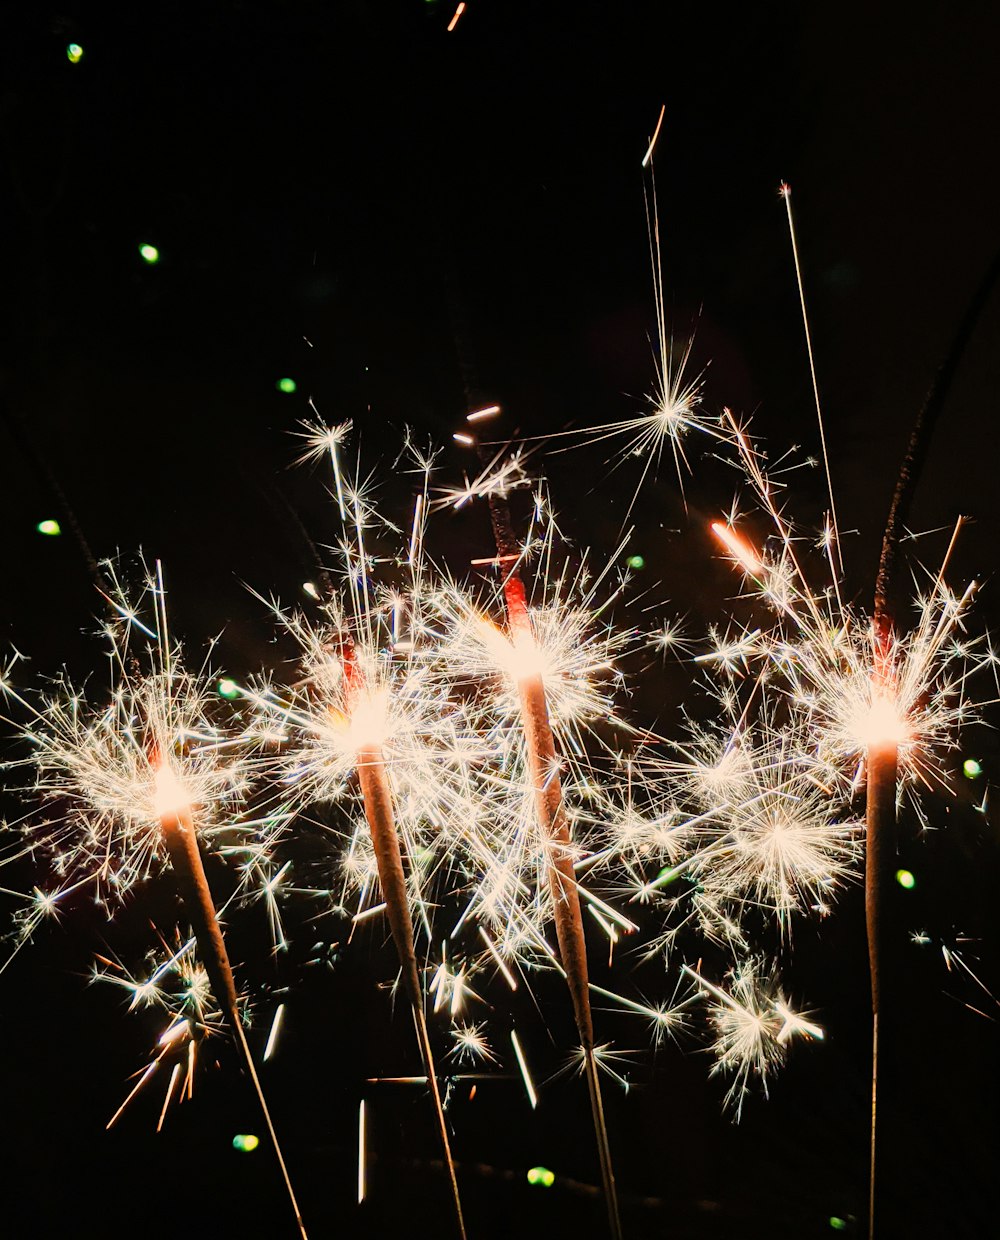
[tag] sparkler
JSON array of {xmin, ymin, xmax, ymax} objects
[
  {"xmin": 249, "ymin": 431, "xmax": 468, "ymax": 1238},
  {"xmin": 860, "ymin": 242, "xmax": 1000, "ymax": 1240},
  {"xmin": 454, "ymin": 431, "xmax": 624, "ymax": 1240},
  {"xmin": 1, "ymin": 561, "xmax": 308, "ymax": 1238},
  {"xmin": 692, "ymin": 229, "xmax": 1000, "ymax": 1226}
]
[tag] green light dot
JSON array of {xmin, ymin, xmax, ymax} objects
[
  {"xmin": 963, "ymin": 758, "xmax": 983, "ymax": 779},
  {"xmin": 829, "ymin": 1220, "xmax": 848, "ymax": 1233},
  {"xmin": 626, "ymin": 555, "xmax": 645, "ymax": 570},
  {"xmin": 232, "ymin": 1133, "xmax": 260, "ymax": 1152},
  {"xmin": 276, "ymin": 377, "xmax": 297, "ymax": 394},
  {"xmin": 36, "ymin": 519, "xmax": 62, "ymax": 536},
  {"xmin": 139, "ymin": 243, "xmax": 160, "ymax": 265},
  {"xmin": 66, "ymin": 43, "xmax": 84, "ymax": 64},
  {"xmin": 217, "ymin": 678, "xmax": 240, "ymax": 700},
  {"xmin": 526, "ymin": 1166, "xmax": 555, "ymax": 1188},
  {"xmin": 895, "ymin": 869, "xmax": 916, "ymax": 890}
]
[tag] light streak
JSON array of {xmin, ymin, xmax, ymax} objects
[
  {"xmin": 157, "ymin": 1063, "xmax": 182, "ymax": 1133},
  {"xmin": 358, "ymin": 1099, "xmax": 367, "ymax": 1204},
  {"xmin": 106, "ymin": 1062, "xmax": 158, "ymax": 1130},
  {"xmin": 264, "ymin": 1004, "xmax": 285, "ymax": 1062},
  {"xmin": 510, "ymin": 1029, "xmax": 537, "ymax": 1109},
  {"xmin": 640, "ymin": 104, "xmax": 665, "ymax": 167},
  {"xmin": 781, "ymin": 181, "xmax": 843, "ymax": 575},
  {"xmin": 478, "ymin": 927, "xmax": 518, "ymax": 990},
  {"xmin": 446, "ymin": 2, "xmax": 466, "ymax": 33}
]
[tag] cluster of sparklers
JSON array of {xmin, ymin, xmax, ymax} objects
[{"xmin": 1, "ymin": 158, "xmax": 994, "ymax": 1240}]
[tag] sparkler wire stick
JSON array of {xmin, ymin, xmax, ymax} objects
[
  {"xmin": 344, "ymin": 650, "xmax": 467, "ymax": 1240},
  {"xmin": 482, "ymin": 483, "xmax": 623, "ymax": 1240},
  {"xmin": 865, "ymin": 248, "xmax": 1000, "ymax": 1240},
  {"xmin": 157, "ymin": 791, "xmax": 309, "ymax": 1240}
]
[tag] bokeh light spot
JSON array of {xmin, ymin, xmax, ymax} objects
[{"xmin": 526, "ymin": 1166, "xmax": 555, "ymax": 1187}]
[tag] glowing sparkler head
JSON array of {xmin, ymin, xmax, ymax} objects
[
  {"xmin": 852, "ymin": 690, "xmax": 908, "ymax": 750},
  {"xmin": 4, "ymin": 558, "xmax": 257, "ymax": 902},
  {"xmin": 475, "ymin": 618, "xmax": 546, "ymax": 682},
  {"xmin": 152, "ymin": 759, "xmax": 193, "ymax": 819},
  {"xmin": 340, "ymin": 687, "xmax": 392, "ymax": 752}
]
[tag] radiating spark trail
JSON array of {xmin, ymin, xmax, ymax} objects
[
  {"xmin": 264, "ymin": 1004, "xmax": 285, "ymax": 1062},
  {"xmin": 780, "ymin": 182, "xmax": 843, "ymax": 575},
  {"xmin": 510, "ymin": 1029, "xmax": 537, "ymax": 1109},
  {"xmin": 358, "ymin": 1099, "xmax": 367, "ymax": 1203},
  {"xmin": 641, "ymin": 104, "xmax": 666, "ymax": 168},
  {"xmin": 157, "ymin": 1063, "xmax": 182, "ymax": 1133},
  {"xmin": 107, "ymin": 1062, "xmax": 158, "ymax": 1130}
]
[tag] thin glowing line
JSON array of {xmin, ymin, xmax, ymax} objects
[
  {"xmin": 358, "ymin": 1099, "xmax": 367, "ymax": 1203},
  {"xmin": 478, "ymin": 927, "xmax": 518, "ymax": 990},
  {"xmin": 106, "ymin": 1061, "xmax": 158, "ymax": 1130},
  {"xmin": 781, "ymin": 182, "xmax": 843, "ymax": 574},
  {"xmin": 510, "ymin": 1030, "xmax": 537, "ymax": 1108},
  {"xmin": 641, "ymin": 104, "xmax": 666, "ymax": 168},
  {"xmin": 157, "ymin": 1062, "xmax": 182, "ymax": 1132},
  {"xmin": 264, "ymin": 1003, "xmax": 285, "ymax": 1062},
  {"xmin": 467, "ymin": 405, "xmax": 501, "ymax": 422}
]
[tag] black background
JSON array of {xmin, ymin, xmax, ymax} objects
[{"xmin": 1, "ymin": 4, "xmax": 999, "ymax": 1238}]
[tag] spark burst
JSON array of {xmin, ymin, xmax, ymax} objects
[{"xmin": 684, "ymin": 959, "xmax": 823, "ymax": 1120}]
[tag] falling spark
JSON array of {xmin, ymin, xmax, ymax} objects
[
  {"xmin": 358, "ymin": 1099, "xmax": 367, "ymax": 1203},
  {"xmin": 264, "ymin": 1004, "xmax": 285, "ymax": 1062},
  {"xmin": 467, "ymin": 405, "xmax": 501, "ymax": 423},
  {"xmin": 640, "ymin": 104, "xmax": 666, "ymax": 168},
  {"xmin": 780, "ymin": 181, "xmax": 843, "ymax": 574},
  {"xmin": 510, "ymin": 1029, "xmax": 537, "ymax": 1109}
]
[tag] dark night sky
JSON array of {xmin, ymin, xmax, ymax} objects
[{"xmin": 1, "ymin": 4, "xmax": 999, "ymax": 1238}]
